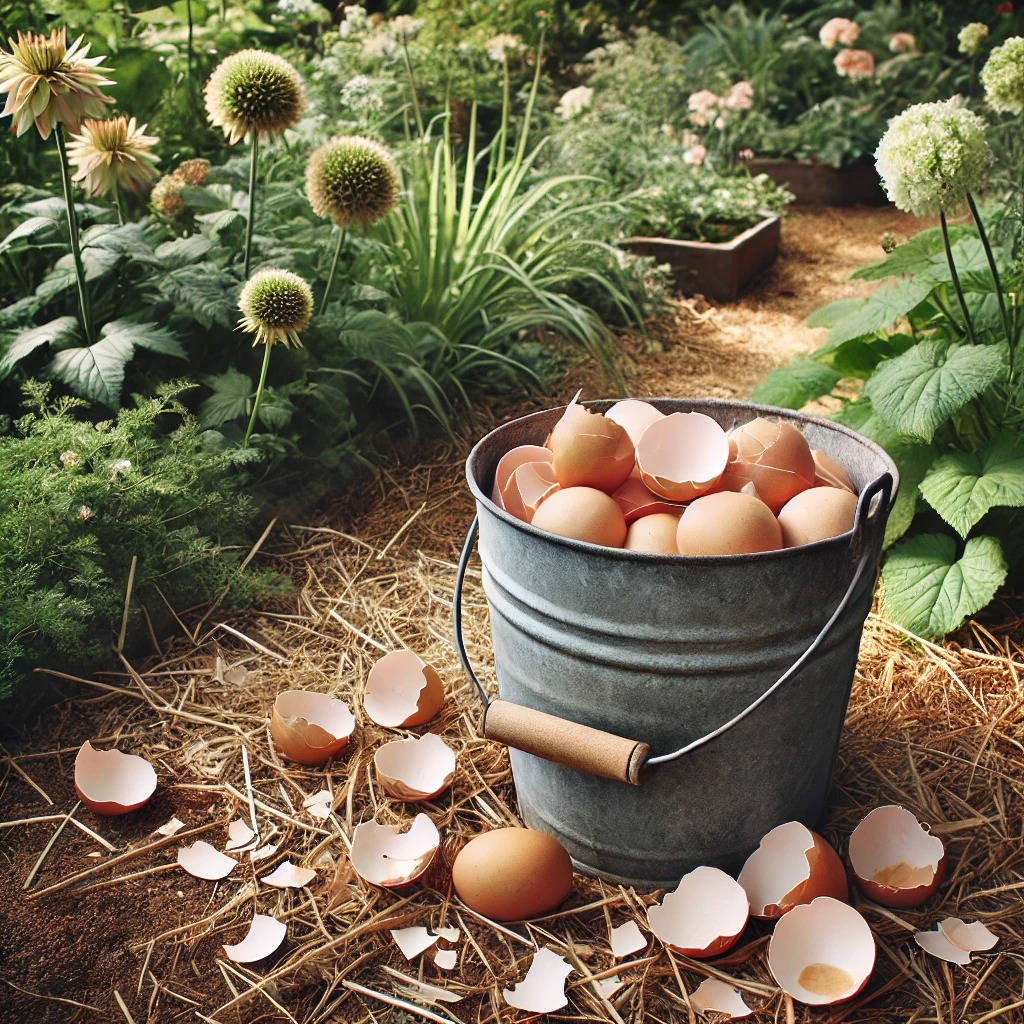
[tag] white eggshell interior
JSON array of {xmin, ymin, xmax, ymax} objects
[
  {"xmin": 768, "ymin": 896, "xmax": 874, "ymax": 1005},
  {"xmin": 502, "ymin": 946, "xmax": 574, "ymax": 1013},
  {"xmin": 849, "ymin": 805, "xmax": 944, "ymax": 887},
  {"xmin": 223, "ymin": 914, "xmax": 287, "ymax": 963},
  {"xmin": 914, "ymin": 926, "xmax": 973, "ymax": 965},
  {"xmin": 434, "ymin": 948, "xmax": 458, "ymax": 970},
  {"xmin": 364, "ymin": 651, "xmax": 432, "ymax": 728},
  {"xmin": 374, "ymin": 733, "xmax": 456, "ymax": 795},
  {"xmin": 177, "ymin": 841, "xmax": 237, "ymax": 880},
  {"xmin": 350, "ymin": 813, "xmax": 440, "ymax": 886},
  {"xmin": 611, "ymin": 920, "xmax": 646, "ymax": 958},
  {"xmin": 250, "ymin": 843, "xmax": 278, "ymax": 862},
  {"xmin": 647, "ymin": 865, "xmax": 749, "ymax": 952},
  {"xmin": 390, "ymin": 926, "xmax": 438, "ymax": 959},
  {"xmin": 225, "ymin": 818, "xmax": 257, "ymax": 851},
  {"xmin": 939, "ymin": 917, "xmax": 998, "ymax": 952},
  {"xmin": 635, "ymin": 413, "xmax": 729, "ymax": 490},
  {"xmin": 262, "ymin": 860, "xmax": 317, "ymax": 889},
  {"xmin": 604, "ymin": 400, "xmax": 665, "ymax": 445},
  {"xmin": 691, "ymin": 978, "xmax": 753, "ymax": 1019},
  {"xmin": 156, "ymin": 816, "xmax": 186, "ymax": 837},
  {"xmin": 738, "ymin": 821, "xmax": 814, "ymax": 914},
  {"xmin": 492, "ymin": 445, "xmax": 554, "ymax": 505},
  {"xmin": 75, "ymin": 741, "xmax": 157, "ymax": 807},
  {"xmin": 504, "ymin": 461, "xmax": 560, "ymax": 522},
  {"xmin": 275, "ymin": 690, "xmax": 355, "ymax": 740}
]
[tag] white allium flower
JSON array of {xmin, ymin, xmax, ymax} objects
[
  {"xmin": 484, "ymin": 33, "xmax": 523, "ymax": 62},
  {"xmin": 981, "ymin": 37, "xmax": 1024, "ymax": 114},
  {"xmin": 874, "ymin": 97, "xmax": 991, "ymax": 215},
  {"xmin": 362, "ymin": 33, "xmax": 399, "ymax": 61},
  {"xmin": 958, "ymin": 22, "xmax": 989, "ymax": 56},
  {"xmin": 556, "ymin": 85, "xmax": 593, "ymax": 120},
  {"xmin": 339, "ymin": 5, "xmax": 370, "ymax": 39},
  {"xmin": 387, "ymin": 15, "xmax": 424, "ymax": 42},
  {"xmin": 340, "ymin": 74, "xmax": 383, "ymax": 112}
]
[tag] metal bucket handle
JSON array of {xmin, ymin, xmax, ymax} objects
[{"xmin": 454, "ymin": 472, "xmax": 892, "ymax": 786}]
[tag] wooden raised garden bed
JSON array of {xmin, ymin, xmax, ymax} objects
[{"xmin": 747, "ymin": 158, "xmax": 887, "ymax": 206}]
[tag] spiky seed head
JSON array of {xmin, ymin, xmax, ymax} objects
[
  {"xmin": 172, "ymin": 158, "xmax": 210, "ymax": 185},
  {"xmin": 66, "ymin": 115, "xmax": 160, "ymax": 197},
  {"xmin": 150, "ymin": 174, "xmax": 186, "ymax": 218},
  {"xmin": 238, "ymin": 268, "xmax": 313, "ymax": 348},
  {"xmin": 204, "ymin": 49, "xmax": 305, "ymax": 145},
  {"xmin": 0, "ymin": 27, "xmax": 114, "ymax": 139},
  {"xmin": 305, "ymin": 135, "xmax": 399, "ymax": 227}
]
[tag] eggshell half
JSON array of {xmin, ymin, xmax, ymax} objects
[
  {"xmin": 635, "ymin": 412, "xmax": 730, "ymax": 502},
  {"xmin": 530, "ymin": 486, "xmax": 627, "ymax": 547},
  {"xmin": 364, "ymin": 650, "xmax": 445, "ymax": 728},
  {"xmin": 491, "ymin": 445, "xmax": 554, "ymax": 510},
  {"xmin": 223, "ymin": 914, "xmax": 287, "ymax": 963},
  {"xmin": 350, "ymin": 814, "xmax": 440, "ymax": 888},
  {"xmin": 738, "ymin": 821, "xmax": 848, "ymax": 919},
  {"xmin": 548, "ymin": 399, "xmax": 635, "ymax": 492},
  {"xmin": 768, "ymin": 896, "xmax": 875, "ymax": 1006},
  {"xmin": 777, "ymin": 487, "xmax": 858, "ymax": 548},
  {"xmin": 177, "ymin": 841, "xmax": 237, "ymax": 880},
  {"xmin": 848, "ymin": 805, "xmax": 945, "ymax": 908},
  {"xmin": 611, "ymin": 477, "xmax": 686, "ymax": 524},
  {"xmin": 501, "ymin": 460, "xmax": 560, "ymax": 523},
  {"xmin": 74, "ymin": 741, "xmax": 157, "ymax": 816},
  {"xmin": 374, "ymin": 732, "xmax": 457, "ymax": 801},
  {"xmin": 604, "ymin": 399, "xmax": 665, "ymax": 445},
  {"xmin": 677, "ymin": 490, "xmax": 782, "ymax": 556},
  {"xmin": 727, "ymin": 418, "xmax": 815, "ymax": 514},
  {"xmin": 647, "ymin": 865, "xmax": 749, "ymax": 958},
  {"xmin": 914, "ymin": 917, "xmax": 999, "ymax": 965},
  {"xmin": 270, "ymin": 690, "xmax": 355, "ymax": 766}
]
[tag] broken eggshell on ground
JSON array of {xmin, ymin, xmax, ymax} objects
[
  {"xmin": 270, "ymin": 689, "xmax": 355, "ymax": 766},
  {"xmin": 502, "ymin": 946, "xmax": 574, "ymax": 1014},
  {"xmin": 691, "ymin": 978, "xmax": 753, "ymax": 1020},
  {"xmin": 647, "ymin": 865, "xmax": 749, "ymax": 958},
  {"xmin": 610, "ymin": 920, "xmax": 647, "ymax": 958},
  {"xmin": 350, "ymin": 813, "xmax": 440, "ymax": 888},
  {"xmin": 74, "ymin": 740, "xmax": 158, "ymax": 815},
  {"xmin": 262, "ymin": 859, "xmax": 317, "ymax": 889},
  {"xmin": 848, "ymin": 804, "xmax": 946, "ymax": 908},
  {"xmin": 635, "ymin": 412, "xmax": 730, "ymax": 503},
  {"xmin": 374, "ymin": 732, "xmax": 457, "ymax": 801},
  {"xmin": 768, "ymin": 896, "xmax": 875, "ymax": 1006},
  {"xmin": 177, "ymin": 840, "xmax": 237, "ymax": 880},
  {"xmin": 737, "ymin": 820, "xmax": 848, "ymax": 919},
  {"xmin": 914, "ymin": 917, "xmax": 999, "ymax": 965},
  {"xmin": 223, "ymin": 913, "xmax": 287, "ymax": 963},
  {"xmin": 363, "ymin": 650, "xmax": 445, "ymax": 728}
]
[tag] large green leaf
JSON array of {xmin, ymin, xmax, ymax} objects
[
  {"xmin": 883, "ymin": 442, "xmax": 939, "ymax": 548},
  {"xmin": 851, "ymin": 226, "xmax": 969, "ymax": 281},
  {"xmin": 154, "ymin": 236, "xmax": 216, "ymax": 269},
  {"xmin": 919, "ymin": 433, "xmax": 1024, "ymax": 538},
  {"xmin": 48, "ymin": 335, "xmax": 134, "ymax": 408},
  {"xmin": 100, "ymin": 320, "xmax": 186, "ymax": 358},
  {"xmin": 0, "ymin": 317, "xmax": 79, "ymax": 373},
  {"xmin": 199, "ymin": 368, "xmax": 252, "ymax": 428},
  {"xmin": 817, "ymin": 277, "xmax": 936, "ymax": 350},
  {"xmin": 881, "ymin": 533, "xmax": 1007, "ymax": 637},
  {"xmin": 750, "ymin": 356, "xmax": 841, "ymax": 410},
  {"xmin": 864, "ymin": 340, "xmax": 1008, "ymax": 442},
  {"xmin": 805, "ymin": 297, "xmax": 864, "ymax": 330}
]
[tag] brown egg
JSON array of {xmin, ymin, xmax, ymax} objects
[
  {"xmin": 452, "ymin": 828, "xmax": 574, "ymax": 921},
  {"xmin": 778, "ymin": 487, "xmax": 858, "ymax": 547},
  {"xmin": 531, "ymin": 486, "xmax": 627, "ymax": 547},
  {"xmin": 728, "ymin": 418, "xmax": 816, "ymax": 514},
  {"xmin": 625, "ymin": 513, "xmax": 681, "ymax": 554},
  {"xmin": 548, "ymin": 398, "xmax": 634, "ymax": 492},
  {"xmin": 677, "ymin": 491, "xmax": 782, "ymax": 556}
]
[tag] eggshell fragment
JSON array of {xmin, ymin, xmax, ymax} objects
[
  {"xmin": 452, "ymin": 827, "xmax": 573, "ymax": 921},
  {"xmin": 225, "ymin": 818, "xmax": 257, "ymax": 851},
  {"xmin": 250, "ymin": 843, "xmax": 278, "ymax": 862},
  {"xmin": 812, "ymin": 449, "xmax": 855, "ymax": 492},
  {"xmin": 350, "ymin": 814, "xmax": 440, "ymax": 888},
  {"xmin": 491, "ymin": 445, "xmax": 554, "ymax": 510},
  {"xmin": 434, "ymin": 948, "xmax": 458, "ymax": 970},
  {"xmin": 374, "ymin": 733, "xmax": 457, "ymax": 801},
  {"xmin": 177, "ymin": 841, "xmax": 237, "ymax": 880},
  {"xmin": 611, "ymin": 921, "xmax": 647, "ymax": 958},
  {"xmin": 390, "ymin": 926, "xmax": 439, "ymax": 960},
  {"xmin": 604, "ymin": 399, "xmax": 665, "ymax": 445},
  {"xmin": 738, "ymin": 821, "xmax": 848, "ymax": 920},
  {"xmin": 768, "ymin": 896, "xmax": 874, "ymax": 1006},
  {"xmin": 156, "ymin": 817, "xmax": 186, "ymax": 837},
  {"xmin": 635, "ymin": 412, "xmax": 729, "ymax": 502},
  {"xmin": 647, "ymin": 866, "xmax": 749, "ymax": 958},
  {"xmin": 611, "ymin": 477, "xmax": 686, "ymax": 524},
  {"xmin": 262, "ymin": 860, "xmax": 317, "ymax": 889},
  {"xmin": 848, "ymin": 805, "xmax": 945, "ymax": 908},
  {"xmin": 777, "ymin": 487, "xmax": 858, "ymax": 548},
  {"xmin": 691, "ymin": 978, "xmax": 753, "ymax": 1019},
  {"xmin": 364, "ymin": 650, "xmax": 445, "ymax": 728},
  {"xmin": 548, "ymin": 398, "xmax": 635, "ymax": 492},
  {"xmin": 625, "ymin": 512, "xmax": 681, "ymax": 554},
  {"xmin": 500, "ymin": 460, "xmax": 560, "ymax": 523},
  {"xmin": 677, "ymin": 491, "xmax": 782, "ymax": 556},
  {"xmin": 303, "ymin": 789, "xmax": 333, "ymax": 820},
  {"xmin": 502, "ymin": 946, "xmax": 574, "ymax": 1014},
  {"xmin": 223, "ymin": 914, "xmax": 287, "ymax": 963},
  {"xmin": 74, "ymin": 741, "xmax": 157, "ymax": 816},
  {"xmin": 270, "ymin": 690, "xmax": 355, "ymax": 766},
  {"xmin": 915, "ymin": 918, "xmax": 999, "ymax": 965},
  {"xmin": 727, "ymin": 418, "xmax": 816, "ymax": 514},
  {"xmin": 530, "ymin": 486, "xmax": 627, "ymax": 547}
]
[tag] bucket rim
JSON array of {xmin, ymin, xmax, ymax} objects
[{"xmin": 465, "ymin": 396, "xmax": 899, "ymax": 565}]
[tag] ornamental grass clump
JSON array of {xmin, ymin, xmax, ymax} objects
[
  {"xmin": 306, "ymin": 135, "xmax": 399, "ymax": 312},
  {"xmin": 981, "ymin": 37, "xmax": 1024, "ymax": 115},
  {"xmin": 237, "ymin": 268, "xmax": 313, "ymax": 446},
  {"xmin": 204, "ymin": 50, "xmax": 306, "ymax": 277}
]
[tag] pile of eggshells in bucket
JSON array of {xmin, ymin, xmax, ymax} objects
[{"xmin": 66, "ymin": 395, "xmax": 1001, "ymax": 1018}]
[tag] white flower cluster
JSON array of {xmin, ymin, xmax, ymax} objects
[
  {"xmin": 874, "ymin": 98, "xmax": 991, "ymax": 216},
  {"xmin": 957, "ymin": 22, "xmax": 989, "ymax": 56},
  {"xmin": 981, "ymin": 36, "xmax": 1024, "ymax": 114},
  {"xmin": 277, "ymin": 0, "xmax": 329, "ymax": 21},
  {"xmin": 556, "ymin": 85, "xmax": 593, "ymax": 120},
  {"xmin": 484, "ymin": 33, "xmax": 523, "ymax": 62},
  {"xmin": 340, "ymin": 74, "xmax": 383, "ymax": 113},
  {"xmin": 339, "ymin": 5, "xmax": 370, "ymax": 39}
]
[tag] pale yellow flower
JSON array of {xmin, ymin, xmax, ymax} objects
[
  {"xmin": 238, "ymin": 269, "xmax": 313, "ymax": 348},
  {"xmin": 0, "ymin": 28, "xmax": 114, "ymax": 139},
  {"xmin": 66, "ymin": 115, "xmax": 160, "ymax": 197}
]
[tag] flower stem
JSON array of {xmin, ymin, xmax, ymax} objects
[
  {"xmin": 967, "ymin": 191, "xmax": 1016, "ymax": 374},
  {"xmin": 54, "ymin": 125, "xmax": 95, "ymax": 347},
  {"xmin": 113, "ymin": 182, "xmax": 127, "ymax": 226},
  {"xmin": 319, "ymin": 224, "xmax": 347, "ymax": 316},
  {"xmin": 401, "ymin": 39, "xmax": 425, "ymax": 138},
  {"xmin": 939, "ymin": 210, "xmax": 977, "ymax": 345},
  {"xmin": 243, "ymin": 131, "xmax": 259, "ymax": 279},
  {"xmin": 244, "ymin": 341, "xmax": 274, "ymax": 447}
]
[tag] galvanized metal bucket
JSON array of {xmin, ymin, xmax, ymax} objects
[{"xmin": 457, "ymin": 398, "xmax": 898, "ymax": 889}]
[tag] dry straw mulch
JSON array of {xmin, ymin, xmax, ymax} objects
[{"xmin": 3, "ymin": 439, "xmax": 1024, "ymax": 1024}]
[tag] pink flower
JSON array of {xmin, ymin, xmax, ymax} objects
[
  {"xmin": 738, "ymin": 148, "xmax": 755, "ymax": 161},
  {"xmin": 724, "ymin": 80, "xmax": 754, "ymax": 111},
  {"xmin": 819, "ymin": 17, "xmax": 860, "ymax": 48},
  {"xmin": 687, "ymin": 89, "xmax": 720, "ymax": 127},
  {"xmin": 889, "ymin": 32, "xmax": 916, "ymax": 53},
  {"xmin": 683, "ymin": 144, "xmax": 707, "ymax": 166},
  {"xmin": 834, "ymin": 48, "xmax": 875, "ymax": 78}
]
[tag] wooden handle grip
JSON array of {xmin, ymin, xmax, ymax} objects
[{"xmin": 481, "ymin": 699, "xmax": 650, "ymax": 786}]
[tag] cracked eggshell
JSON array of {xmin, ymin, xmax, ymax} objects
[
  {"xmin": 738, "ymin": 821, "xmax": 848, "ymax": 920},
  {"xmin": 374, "ymin": 732, "xmax": 456, "ymax": 801},
  {"xmin": 647, "ymin": 866, "xmax": 749, "ymax": 959},
  {"xmin": 604, "ymin": 399, "xmax": 665, "ymax": 445},
  {"xmin": 364, "ymin": 650, "xmax": 445, "ymax": 728},
  {"xmin": 503, "ymin": 947, "xmax": 573, "ymax": 1014},
  {"xmin": 350, "ymin": 813, "xmax": 440, "ymax": 888},
  {"xmin": 635, "ymin": 412, "xmax": 730, "ymax": 502},
  {"xmin": 530, "ymin": 486, "xmax": 627, "ymax": 548},
  {"xmin": 491, "ymin": 445, "xmax": 554, "ymax": 510},
  {"xmin": 262, "ymin": 859, "xmax": 317, "ymax": 889},
  {"xmin": 499, "ymin": 460, "xmax": 560, "ymax": 524},
  {"xmin": 812, "ymin": 449, "xmax": 855, "ymax": 492},
  {"xmin": 611, "ymin": 476, "xmax": 686, "ymax": 525},
  {"xmin": 223, "ymin": 914, "xmax": 287, "ymax": 963},
  {"xmin": 768, "ymin": 896, "xmax": 874, "ymax": 1006},
  {"xmin": 270, "ymin": 690, "xmax": 355, "ymax": 766},
  {"xmin": 677, "ymin": 490, "xmax": 782, "ymax": 557},
  {"xmin": 914, "ymin": 917, "xmax": 998, "ymax": 964},
  {"xmin": 547, "ymin": 398, "xmax": 635, "ymax": 493},
  {"xmin": 848, "ymin": 805, "xmax": 946, "ymax": 908},
  {"xmin": 727, "ymin": 418, "xmax": 815, "ymax": 515},
  {"xmin": 691, "ymin": 978, "xmax": 752, "ymax": 1019},
  {"xmin": 610, "ymin": 920, "xmax": 647, "ymax": 958},
  {"xmin": 74, "ymin": 741, "xmax": 157, "ymax": 816},
  {"xmin": 177, "ymin": 841, "xmax": 237, "ymax": 880},
  {"xmin": 777, "ymin": 487, "xmax": 858, "ymax": 549},
  {"xmin": 225, "ymin": 818, "xmax": 257, "ymax": 851}
]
